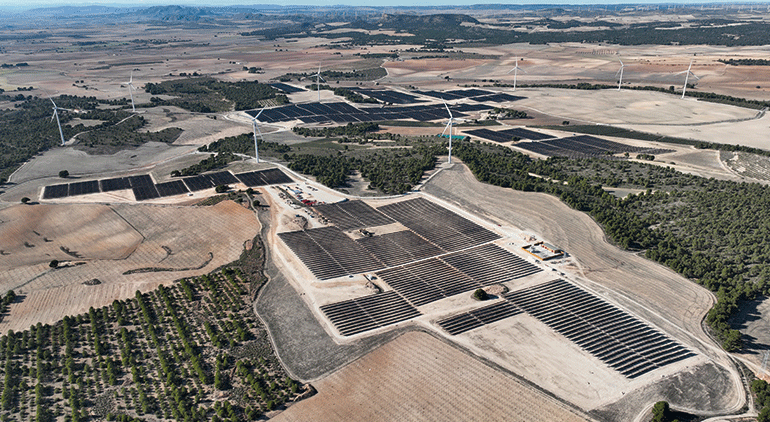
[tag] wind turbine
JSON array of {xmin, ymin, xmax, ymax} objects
[
  {"xmin": 123, "ymin": 71, "xmax": 137, "ymax": 113},
  {"xmin": 49, "ymin": 97, "xmax": 67, "ymax": 146},
  {"xmin": 616, "ymin": 59, "xmax": 625, "ymax": 91},
  {"xmin": 441, "ymin": 100, "xmax": 462, "ymax": 164},
  {"xmin": 676, "ymin": 59, "xmax": 699, "ymax": 99},
  {"xmin": 250, "ymin": 107, "xmax": 265, "ymax": 163},
  {"xmin": 507, "ymin": 57, "xmax": 526, "ymax": 91},
  {"xmin": 314, "ymin": 64, "xmax": 325, "ymax": 103}
]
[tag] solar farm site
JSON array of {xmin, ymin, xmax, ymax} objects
[
  {"xmin": 275, "ymin": 195, "xmax": 697, "ymax": 384},
  {"xmin": 42, "ymin": 168, "xmax": 293, "ymax": 201}
]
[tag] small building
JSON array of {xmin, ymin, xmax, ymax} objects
[{"xmin": 522, "ymin": 241, "xmax": 565, "ymax": 261}]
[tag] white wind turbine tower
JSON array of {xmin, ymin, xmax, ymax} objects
[
  {"xmin": 49, "ymin": 97, "xmax": 67, "ymax": 146},
  {"xmin": 616, "ymin": 59, "xmax": 625, "ymax": 91},
  {"xmin": 251, "ymin": 107, "xmax": 265, "ymax": 163},
  {"xmin": 507, "ymin": 57, "xmax": 526, "ymax": 91},
  {"xmin": 124, "ymin": 71, "xmax": 137, "ymax": 112},
  {"xmin": 441, "ymin": 100, "xmax": 463, "ymax": 164},
  {"xmin": 314, "ymin": 64, "xmax": 325, "ymax": 103},
  {"xmin": 676, "ymin": 59, "xmax": 699, "ymax": 99}
]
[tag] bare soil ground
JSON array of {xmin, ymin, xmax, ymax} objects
[
  {"xmin": 273, "ymin": 331, "xmax": 593, "ymax": 422},
  {"xmin": 0, "ymin": 203, "xmax": 141, "ymax": 268},
  {"xmin": 0, "ymin": 200, "xmax": 258, "ymax": 332}
]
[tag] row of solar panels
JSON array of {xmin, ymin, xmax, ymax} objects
[
  {"xmin": 42, "ymin": 168, "xmax": 293, "ymax": 201},
  {"xmin": 246, "ymin": 101, "xmax": 495, "ymax": 124}
]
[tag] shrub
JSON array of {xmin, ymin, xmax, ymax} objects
[
  {"xmin": 472, "ymin": 288, "xmax": 488, "ymax": 301},
  {"xmin": 59, "ymin": 170, "xmax": 69, "ymax": 178}
]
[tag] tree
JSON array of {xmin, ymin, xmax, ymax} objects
[
  {"xmin": 215, "ymin": 185, "xmax": 228, "ymax": 193},
  {"xmin": 21, "ymin": 197, "xmax": 30, "ymax": 204},
  {"xmin": 58, "ymin": 170, "xmax": 69, "ymax": 178},
  {"xmin": 472, "ymin": 289, "xmax": 488, "ymax": 301},
  {"xmin": 49, "ymin": 260, "xmax": 59, "ymax": 269},
  {"xmin": 651, "ymin": 401, "xmax": 671, "ymax": 422}
]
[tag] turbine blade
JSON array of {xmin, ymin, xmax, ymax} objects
[
  {"xmin": 51, "ymin": 111, "xmax": 56, "ymax": 122},
  {"xmin": 441, "ymin": 121, "xmax": 451, "ymax": 137},
  {"xmin": 255, "ymin": 107, "xmax": 265, "ymax": 119},
  {"xmin": 443, "ymin": 100, "xmax": 452, "ymax": 118}
]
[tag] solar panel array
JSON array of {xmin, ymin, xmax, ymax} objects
[
  {"xmin": 515, "ymin": 135, "xmax": 671, "ymax": 159},
  {"xmin": 155, "ymin": 180, "xmax": 189, "ymax": 197},
  {"xmin": 466, "ymin": 128, "xmax": 554, "ymax": 143},
  {"xmin": 68, "ymin": 180, "xmax": 100, "ymax": 196},
  {"xmin": 42, "ymin": 184, "xmax": 69, "ymax": 199},
  {"xmin": 313, "ymin": 200, "xmax": 395, "ymax": 230},
  {"xmin": 132, "ymin": 185, "xmax": 160, "ymax": 201},
  {"xmin": 234, "ymin": 168, "xmax": 293, "ymax": 187},
  {"xmin": 504, "ymin": 279, "xmax": 695, "ymax": 378},
  {"xmin": 350, "ymin": 88, "xmax": 423, "ymax": 104},
  {"xmin": 246, "ymin": 102, "xmax": 486, "ymax": 124},
  {"xmin": 357, "ymin": 230, "xmax": 444, "ymax": 267},
  {"xmin": 416, "ymin": 89, "xmax": 494, "ymax": 100},
  {"xmin": 319, "ymin": 291, "xmax": 421, "ymax": 336},
  {"xmin": 278, "ymin": 226, "xmax": 383, "ymax": 280},
  {"xmin": 377, "ymin": 258, "xmax": 478, "ymax": 306},
  {"xmin": 100, "ymin": 177, "xmax": 132, "ymax": 192},
  {"xmin": 442, "ymin": 244, "xmax": 541, "ymax": 285},
  {"xmin": 376, "ymin": 244, "xmax": 541, "ymax": 306},
  {"xmin": 43, "ymin": 169, "xmax": 283, "ymax": 201},
  {"xmin": 471, "ymin": 93, "xmax": 525, "ymax": 103},
  {"xmin": 436, "ymin": 301, "xmax": 523, "ymax": 335},
  {"xmin": 270, "ymin": 83, "xmax": 306, "ymax": 93},
  {"xmin": 182, "ymin": 175, "xmax": 214, "ymax": 192},
  {"xmin": 377, "ymin": 197, "xmax": 500, "ymax": 252}
]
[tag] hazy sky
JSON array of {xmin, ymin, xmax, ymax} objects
[{"xmin": 5, "ymin": 0, "xmax": 769, "ymax": 10}]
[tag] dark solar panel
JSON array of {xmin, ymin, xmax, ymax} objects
[
  {"xmin": 505, "ymin": 279, "xmax": 695, "ymax": 378},
  {"xmin": 100, "ymin": 177, "xmax": 131, "ymax": 192},
  {"xmin": 132, "ymin": 185, "xmax": 160, "ymax": 201},
  {"xmin": 206, "ymin": 171, "xmax": 239, "ymax": 186},
  {"xmin": 234, "ymin": 171, "xmax": 265, "ymax": 187},
  {"xmin": 155, "ymin": 180, "xmax": 190, "ymax": 197},
  {"xmin": 182, "ymin": 175, "xmax": 214, "ymax": 191},
  {"xmin": 258, "ymin": 168, "xmax": 293, "ymax": 185},
  {"xmin": 68, "ymin": 180, "xmax": 100, "ymax": 196},
  {"xmin": 43, "ymin": 184, "xmax": 69, "ymax": 199},
  {"xmin": 498, "ymin": 128, "xmax": 554, "ymax": 141},
  {"xmin": 320, "ymin": 291, "xmax": 421, "ymax": 336},
  {"xmin": 446, "ymin": 89, "xmax": 493, "ymax": 98},
  {"xmin": 270, "ymin": 83, "xmax": 305, "ymax": 93},
  {"xmin": 128, "ymin": 174, "xmax": 154, "ymax": 188},
  {"xmin": 471, "ymin": 93, "xmax": 525, "ymax": 103}
]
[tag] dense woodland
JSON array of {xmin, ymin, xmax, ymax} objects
[
  {"xmin": 287, "ymin": 144, "xmax": 443, "ymax": 194},
  {"xmin": 0, "ymin": 241, "xmax": 308, "ymax": 422},
  {"xmin": 144, "ymin": 78, "xmax": 286, "ymax": 112},
  {"xmin": 243, "ymin": 14, "xmax": 770, "ymax": 47}
]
